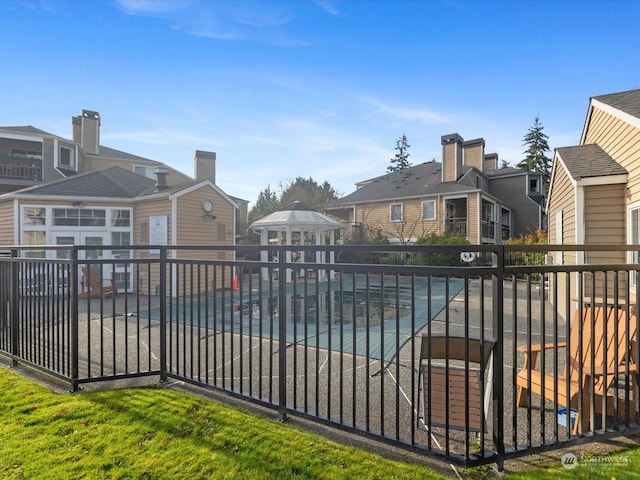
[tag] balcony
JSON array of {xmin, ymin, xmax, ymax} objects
[
  {"xmin": 0, "ymin": 156, "xmax": 43, "ymax": 181},
  {"xmin": 445, "ymin": 218, "xmax": 467, "ymax": 236},
  {"xmin": 481, "ymin": 219, "xmax": 496, "ymax": 239}
]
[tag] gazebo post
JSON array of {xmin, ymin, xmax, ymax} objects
[{"xmin": 260, "ymin": 229, "xmax": 270, "ymax": 281}]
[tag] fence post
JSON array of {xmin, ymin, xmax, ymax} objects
[
  {"xmin": 70, "ymin": 247, "xmax": 80, "ymax": 391},
  {"xmin": 278, "ymin": 248, "xmax": 288, "ymax": 422},
  {"xmin": 159, "ymin": 247, "xmax": 168, "ymax": 382},
  {"xmin": 492, "ymin": 246, "xmax": 505, "ymax": 470},
  {"xmin": 10, "ymin": 249, "xmax": 19, "ymax": 367}
]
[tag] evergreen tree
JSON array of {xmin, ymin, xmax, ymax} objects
[
  {"xmin": 387, "ymin": 134, "xmax": 412, "ymax": 172},
  {"xmin": 279, "ymin": 176, "xmax": 339, "ymax": 210},
  {"xmin": 517, "ymin": 115, "xmax": 552, "ymax": 183},
  {"xmin": 248, "ymin": 186, "xmax": 280, "ymax": 223}
]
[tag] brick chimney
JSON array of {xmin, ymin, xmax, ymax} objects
[
  {"xmin": 194, "ymin": 150, "xmax": 216, "ymax": 183},
  {"xmin": 462, "ymin": 138, "xmax": 485, "ymax": 171},
  {"xmin": 441, "ymin": 133, "xmax": 463, "ymax": 182},
  {"xmin": 72, "ymin": 110, "xmax": 101, "ymax": 155}
]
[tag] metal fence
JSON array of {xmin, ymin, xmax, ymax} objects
[{"xmin": 1, "ymin": 243, "xmax": 639, "ymax": 469}]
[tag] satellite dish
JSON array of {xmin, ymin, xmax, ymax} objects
[{"xmin": 460, "ymin": 251, "xmax": 476, "ymax": 263}]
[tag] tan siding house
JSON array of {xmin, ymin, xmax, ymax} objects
[
  {"xmin": 327, "ymin": 133, "xmax": 545, "ymax": 245},
  {"xmin": 0, "ymin": 167, "xmax": 237, "ymax": 295},
  {"xmin": 1, "ymin": 109, "xmax": 249, "ymax": 245},
  {"xmin": 546, "ymin": 88, "xmax": 640, "ymax": 312}
]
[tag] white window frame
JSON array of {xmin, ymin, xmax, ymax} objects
[
  {"xmin": 421, "ymin": 200, "xmax": 436, "ymax": 221},
  {"xmin": 529, "ymin": 176, "xmax": 540, "ymax": 194},
  {"xmin": 390, "ymin": 203, "xmax": 403, "ymax": 222},
  {"xmin": 58, "ymin": 145, "xmax": 75, "ymax": 169},
  {"xmin": 628, "ymin": 202, "xmax": 640, "ymax": 287}
]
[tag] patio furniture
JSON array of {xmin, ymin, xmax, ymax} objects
[
  {"xmin": 418, "ymin": 334, "xmax": 495, "ymax": 433},
  {"xmin": 516, "ymin": 306, "xmax": 638, "ymax": 434},
  {"xmin": 78, "ymin": 266, "xmax": 117, "ymax": 299}
]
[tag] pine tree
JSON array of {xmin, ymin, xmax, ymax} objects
[
  {"xmin": 517, "ymin": 115, "xmax": 552, "ymax": 183},
  {"xmin": 387, "ymin": 134, "xmax": 412, "ymax": 172},
  {"xmin": 248, "ymin": 186, "xmax": 280, "ymax": 223}
]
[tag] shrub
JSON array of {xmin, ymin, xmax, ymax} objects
[{"xmin": 408, "ymin": 232, "xmax": 470, "ymax": 266}]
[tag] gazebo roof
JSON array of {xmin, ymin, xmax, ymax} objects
[{"xmin": 250, "ymin": 201, "xmax": 343, "ymax": 232}]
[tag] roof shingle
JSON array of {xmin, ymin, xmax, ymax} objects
[
  {"xmin": 593, "ymin": 89, "xmax": 640, "ymax": 119},
  {"xmin": 556, "ymin": 144, "xmax": 627, "ymax": 180}
]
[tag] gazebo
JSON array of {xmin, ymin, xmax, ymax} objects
[{"xmin": 250, "ymin": 201, "xmax": 343, "ymax": 283}]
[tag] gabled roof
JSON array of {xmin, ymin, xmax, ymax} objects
[
  {"xmin": 593, "ymin": 89, "xmax": 640, "ymax": 119},
  {"xmin": 95, "ymin": 144, "xmax": 157, "ymax": 163},
  {"xmin": 485, "ymin": 167, "xmax": 534, "ymax": 177},
  {"xmin": 10, "ymin": 166, "xmax": 157, "ymax": 198},
  {"xmin": 327, "ymin": 161, "xmax": 496, "ymax": 208},
  {"xmin": 556, "ymin": 144, "xmax": 627, "ymax": 180},
  {"xmin": 0, "ymin": 125, "xmax": 63, "ymax": 138}
]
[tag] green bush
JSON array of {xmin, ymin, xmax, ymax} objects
[{"xmin": 408, "ymin": 232, "xmax": 470, "ymax": 266}]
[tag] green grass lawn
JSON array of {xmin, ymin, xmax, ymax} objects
[{"xmin": 1, "ymin": 366, "xmax": 639, "ymax": 479}]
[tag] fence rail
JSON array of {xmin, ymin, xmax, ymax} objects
[{"xmin": 1, "ymin": 243, "xmax": 639, "ymax": 468}]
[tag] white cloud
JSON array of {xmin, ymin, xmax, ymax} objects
[
  {"xmin": 357, "ymin": 95, "xmax": 453, "ymax": 125},
  {"xmin": 114, "ymin": 0, "xmax": 311, "ymax": 46},
  {"xmin": 114, "ymin": 0, "xmax": 189, "ymax": 16},
  {"xmin": 103, "ymin": 129, "xmax": 224, "ymax": 148},
  {"xmin": 313, "ymin": 1, "xmax": 341, "ymax": 17}
]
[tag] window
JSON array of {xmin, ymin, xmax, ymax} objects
[
  {"xmin": 11, "ymin": 148, "xmax": 42, "ymax": 159},
  {"xmin": 631, "ymin": 208, "xmax": 640, "ymax": 286},
  {"xmin": 530, "ymin": 177, "xmax": 540, "ymax": 193},
  {"xmin": 59, "ymin": 146, "xmax": 74, "ymax": 168},
  {"xmin": 390, "ymin": 203, "xmax": 403, "ymax": 222},
  {"xmin": 111, "ymin": 209, "xmax": 131, "ymax": 227},
  {"xmin": 133, "ymin": 165, "xmax": 156, "ymax": 179},
  {"xmin": 482, "ymin": 203, "xmax": 494, "ymax": 221},
  {"xmin": 23, "ymin": 231, "xmax": 46, "ymax": 258},
  {"xmin": 422, "ymin": 200, "xmax": 436, "ymax": 220},
  {"xmin": 24, "ymin": 207, "xmax": 45, "ymax": 226},
  {"xmin": 53, "ymin": 208, "xmax": 106, "ymax": 227},
  {"xmin": 476, "ymin": 175, "xmax": 483, "ymax": 189},
  {"xmin": 55, "ymin": 236, "xmax": 75, "ymax": 260},
  {"xmin": 111, "ymin": 232, "xmax": 132, "ymax": 266}
]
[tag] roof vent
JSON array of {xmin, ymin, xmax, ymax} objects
[{"xmin": 154, "ymin": 167, "xmax": 168, "ymax": 190}]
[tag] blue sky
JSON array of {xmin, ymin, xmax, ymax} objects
[{"xmin": 1, "ymin": 0, "xmax": 639, "ymax": 205}]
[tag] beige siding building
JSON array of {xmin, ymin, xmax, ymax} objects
[
  {"xmin": 0, "ymin": 109, "xmax": 249, "ymax": 240},
  {"xmin": 546, "ymin": 89, "xmax": 640, "ymax": 312},
  {"xmin": 327, "ymin": 133, "xmax": 546, "ymax": 245}
]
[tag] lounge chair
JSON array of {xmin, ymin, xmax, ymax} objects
[
  {"xmin": 78, "ymin": 266, "xmax": 117, "ymax": 299},
  {"xmin": 516, "ymin": 306, "xmax": 637, "ymax": 434}
]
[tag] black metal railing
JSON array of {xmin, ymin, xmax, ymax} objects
[{"xmin": 1, "ymin": 244, "xmax": 639, "ymax": 470}]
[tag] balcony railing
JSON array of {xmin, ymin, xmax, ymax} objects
[
  {"xmin": 445, "ymin": 218, "xmax": 467, "ymax": 235},
  {"xmin": 481, "ymin": 219, "xmax": 496, "ymax": 239},
  {"xmin": 501, "ymin": 224, "xmax": 510, "ymax": 240},
  {"xmin": 0, "ymin": 156, "xmax": 43, "ymax": 181}
]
